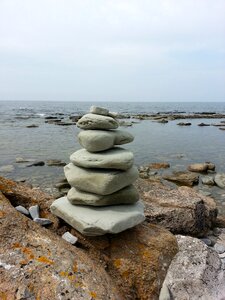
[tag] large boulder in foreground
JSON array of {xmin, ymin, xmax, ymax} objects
[
  {"xmin": 136, "ymin": 179, "xmax": 217, "ymax": 237},
  {"xmin": 162, "ymin": 235, "xmax": 225, "ymax": 300},
  {"xmin": 0, "ymin": 176, "xmax": 178, "ymax": 300}
]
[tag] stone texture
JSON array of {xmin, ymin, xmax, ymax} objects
[
  {"xmin": 89, "ymin": 106, "xmax": 109, "ymax": 116},
  {"xmin": 136, "ymin": 179, "xmax": 217, "ymax": 237},
  {"xmin": 33, "ymin": 217, "xmax": 53, "ymax": 226},
  {"xmin": 78, "ymin": 129, "xmax": 134, "ymax": 152},
  {"xmin": 0, "ymin": 191, "xmax": 122, "ymax": 300},
  {"xmin": 187, "ymin": 163, "xmax": 208, "ymax": 172},
  {"xmin": 50, "ymin": 197, "xmax": 145, "ymax": 236},
  {"xmin": 70, "ymin": 147, "xmax": 134, "ymax": 170},
  {"xmin": 64, "ymin": 163, "xmax": 139, "ymax": 195},
  {"xmin": 62, "ymin": 231, "xmax": 78, "ymax": 244},
  {"xmin": 148, "ymin": 162, "xmax": 170, "ymax": 169},
  {"xmin": 162, "ymin": 171, "xmax": 199, "ymax": 186},
  {"xmin": 0, "ymin": 175, "xmax": 178, "ymax": 300},
  {"xmin": 215, "ymin": 173, "xmax": 225, "ymax": 188},
  {"xmin": 15, "ymin": 205, "xmax": 29, "ymax": 215},
  {"xmin": 29, "ymin": 205, "xmax": 39, "ymax": 219},
  {"xmin": 77, "ymin": 113, "xmax": 119, "ymax": 130},
  {"xmin": 163, "ymin": 235, "xmax": 225, "ymax": 300},
  {"xmin": 67, "ymin": 185, "xmax": 139, "ymax": 206},
  {"xmin": 201, "ymin": 176, "xmax": 215, "ymax": 185}
]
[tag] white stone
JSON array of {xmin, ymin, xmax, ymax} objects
[
  {"xmin": 50, "ymin": 197, "xmax": 145, "ymax": 236},
  {"xmin": 163, "ymin": 235, "xmax": 225, "ymax": 300},
  {"xmin": 67, "ymin": 185, "xmax": 139, "ymax": 206},
  {"xmin": 64, "ymin": 163, "xmax": 139, "ymax": 195},
  {"xmin": 29, "ymin": 205, "xmax": 39, "ymax": 219},
  {"xmin": 15, "ymin": 205, "xmax": 29, "ymax": 215},
  {"xmin": 78, "ymin": 129, "xmax": 134, "ymax": 152},
  {"xmin": 89, "ymin": 106, "xmax": 109, "ymax": 116},
  {"xmin": 77, "ymin": 113, "xmax": 119, "ymax": 130},
  {"xmin": 62, "ymin": 232, "xmax": 78, "ymax": 244},
  {"xmin": 70, "ymin": 147, "xmax": 134, "ymax": 170}
]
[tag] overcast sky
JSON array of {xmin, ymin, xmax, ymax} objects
[{"xmin": 0, "ymin": 0, "xmax": 224, "ymax": 102}]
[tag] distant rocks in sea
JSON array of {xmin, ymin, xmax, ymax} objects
[{"xmin": 51, "ymin": 106, "xmax": 145, "ymax": 236}]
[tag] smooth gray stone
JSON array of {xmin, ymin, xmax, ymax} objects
[
  {"xmin": 201, "ymin": 176, "xmax": 214, "ymax": 185},
  {"xmin": 70, "ymin": 147, "xmax": 134, "ymax": 170},
  {"xmin": 89, "ymin": 106, "xmax": 109, "ymax": 116},
  {"xmin": 62, "ymin": 232, "xmax": 78, "ymax": 244},
  {"xmin": 15, "ymin": 205, "xmax": 29, "ymax": 216},
  {"xmin": 67, "ymin": 185, "xmax": 139, "ymax": 206},
  {"xmin": 215, "ymin": 173, "xmax": 225, "ymax": 188},
  {"xmin": 29, "ymin": 205, "xmax": 39, "ymax": 219},
  {"xmin": 34, "ymin": 217, "xmax": 53, "ymax": 226},
  {"xmin": 50, "ymin": 197, "xmax": 145, "ymax": 236},
  {"xmin": 64, "ymin": 163, "xmax": 139, "ymax": 195},
  {"xmin": 214, "ymin": 243, "xmax": 225, "ymax": 254},
  {"xmin": 78, "ymin": 129, "xmax": 134, "ymax": 152},
  {"xmin": 77, "ymin": 113, "xmax": 119, "ymax": 130}
]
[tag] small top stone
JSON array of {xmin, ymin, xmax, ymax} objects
[
  {"xmin": 77, "ymin": 113, "xmax": 119, "ymax": 130},
  {"xmin": 89, "ymin": 106, "xmax": 109, "ymax": 116}
]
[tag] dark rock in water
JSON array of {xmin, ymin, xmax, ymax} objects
[
  {"xmin": 45, "ymin": 116, "xmax": 59, "ymax": 119},
  {"xmin": 198, "ymin": 122, "xmax": 210, "ymax": 126},
  {"xmin": 56, "ymin": 122, "xmax": 75, "ymax": 126},
  {"xmin": 69, "ymin": 115, "xmax": 81, "ymax": 122},
  {"xmin": 26, "ymin": 124, "xmax": 39, "ymax": 128},
  {"xmin": 15, "ymin": 205, "xmax": 29, "ymax": 215},
  {"xmin": 219, "ymin": 127, "xmax": 225, "ymax": 131},
  {"xmin": 34, "ymin": 217, "xmax": 53, "ymax": 226},
  {"xmin": 156, "ymin": 119, "xmax": 168, "ymax": 123},
  {"xmin": 177, "ymin": 122, "xmax": 192, "ymax": 126},
  {"xmin": 54, "ymin": 181, "xmax": 70, "ymax": 189},
  {"xmin": 45, "ymin": 119, "xmax": 62, "ymax": 124},
  {"xmin": 27, "ymin": 161, "xmax": 45, "ymax": 167},
  {"xmin": 46, "ymin": 159, "xmax": 66, "ymax": 167},
  {"xmin": 29, "ymin": 205, "xmax": 39, "ymax": 219},
  {"xmin": 162, "ymin": 171, "xmax": 199, "ymax": 186}
]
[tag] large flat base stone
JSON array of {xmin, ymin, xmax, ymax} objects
[{"xmin": 50, "ymin": 197, "xmax": 145, "ymax": 236}]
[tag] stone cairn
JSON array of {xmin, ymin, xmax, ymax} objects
[{"xmin": 51, "ymin": 106, "xmax": 145, "ymax": 236}]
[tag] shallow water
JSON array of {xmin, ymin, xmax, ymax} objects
[{"xmin": 0, "ymin": 101, "xmax": 225, "ymax": 212}]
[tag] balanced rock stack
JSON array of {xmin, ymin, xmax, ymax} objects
[{"xmin": 50, "ymin": 106, "xmax": 145, "ymax": 236}]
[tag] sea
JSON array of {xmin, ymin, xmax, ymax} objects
[{"xmin": 0, "ymin": 100, "xmax": 225, "ymax": 211}]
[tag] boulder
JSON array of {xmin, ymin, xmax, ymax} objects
[
  {"xmin": 67, "ymin": 185, "xmax": 139, "ymax": 206},
  {"xmin": 64, "ymin": 163, "xmax": 139, "ymax": 195},
  {"xmin": 78, "ymin": 129, "xmax": 134, "ymax": 152},
  {"xmin": 89, "ymin": 105, "xmax": 109, "ymax": 116},
  {"xmin": 201, "ymin": 176, "xmax": 215, "ymax": 185},
  {"xmin": 70, "ymin": 147, "xmax": 134, "ymax": 170},
  {"xmin": 163, "ymin": 235, "xmax": 225, "ymax": 300},
  {"xmin": 188, "ymin": 163, "xmax": 208, "ymax": 172},
  {"xmin": 77, "ymin": 113, "xmax": 119, "ymax": 130},
  {"xmin": 177, "ymin": 122, "xmax": 191, "ymax": 126},
  {"xmin": 46, "ymin": 159, "xmax": 66, "ymax": 166},
  {"xmin": 0, "ymin": 191, "xmax": 122, "ymax": 300},
  {"xmin": 148, "ymin": 162, "xmax": 170, "ymax": 169},
  {"xmin": 50, "ymin": 197, "xmax": 145, "ymax": 236},
  {"xmin": 136, "ymin": 179, "xmax": 217, "ymax": 237},
  {"xmin": 215, "ymin": 173, "xmax": 225, "ymax": 188},
  {"xmin": 162, "ymin": 171, "xmax": 199, "ymax": 186}
]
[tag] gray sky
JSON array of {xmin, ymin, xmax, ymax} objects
[{"xmin": 0, "ymin": 0, "xmax": 224, "ymax": 102}]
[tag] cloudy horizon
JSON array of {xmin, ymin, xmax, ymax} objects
[{"xmin": 0, "ymin": 0, "xmax": 225, "ymax": 102}]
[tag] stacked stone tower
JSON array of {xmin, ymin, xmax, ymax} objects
[{"xmin": 51, "ymin": 106, "xmax": 145, "ymax": 236}]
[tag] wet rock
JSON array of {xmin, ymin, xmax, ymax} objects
[
  {"xmin": 26, "ymin": 124, "xmax": 39, "ymax": 128},
  {"xmin": 198, "ymin": 122, "xmax": 210, "ymax": 126},
  {"xmin": 206, "ymin": 162, "xmax": 216, "ymax": 171},
  {"xmin": 162, "ymin": 171, "xmax": 199, "ymax": 186},
  {"xmin": 69, "ymin": 115, "xmax": 81, "ymax": 122},
  {"xmin": 148, "ymin": 162, "xmax": 170, "ymax": 169},
  {"xmin": 77, "ymin": 113, "xmax": 119, "ymax": 130},
  {"xmin": 215, "ymin": 173, "xmax": 225, "ymax": 188},
  {"xmin": 62, "ymin": 232, "xmax": 78, "ymax": 244},
  {"xmin": 15, "ymin": 157, "xmax": 34, "ymax": 163},
  {"xmin": 0, "ymin": 165, "xmax": 15, "ymax": 173},
  {"xmin": 201, "ymin": 176, "xmax": 215, "ymax": 185},
  {"xmin": 200, "ymin": 238, "xmax": 212, "ymax": 246},
  {"xmin": 177, "ymin": 122, "xmax": 191, "ymax": 126},
  {"xmin": 29, "ymin": 205, "xmax": 39, "ymax": 219},
  {"xmin": 34, "ymin": 217, "xmax": 53, "ymax": 226},
  {"xmin": 157, "ymin": 119, "xmax": 168, "ymax": 124},
  {"xmin": 15, "ymin": 205, "xmax": 29, "ymax": 216},
  {"xmin": 27, "ymin": 161, "xmax": 45, "ymax": 167},
  {"xmin": 46, "ymin": 159, "xmax": 66, "ymax": 166},
  {"xmin": 119, "ymin": 120, "xmax": 133, "ymax": 127},
  {"xmin": 136, "ymin": 179, "xmax": 217, "ymax": 237},
  {"xmin": 188, "ymin": 163, "xmax": 208, "ymax": 172},
  {"xmin": 163, "ymin": 235, "xmax": 225, "ymax": 300},
  {"xmin": 54, "ymin": 181, "xmax": 71, "ymax": 189},
  {"xmin": 219, "ymin": 127, "xmax": 225, "ymax": 131}
]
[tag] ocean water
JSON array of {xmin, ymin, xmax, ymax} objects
[{"xmin": 0, "ymin": 101, "xmax": 225, "ymax": 192}]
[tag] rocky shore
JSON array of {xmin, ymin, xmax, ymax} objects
[{"xmin": 1, "ymin": 170, "xmax": 225, "ymax": 299}]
